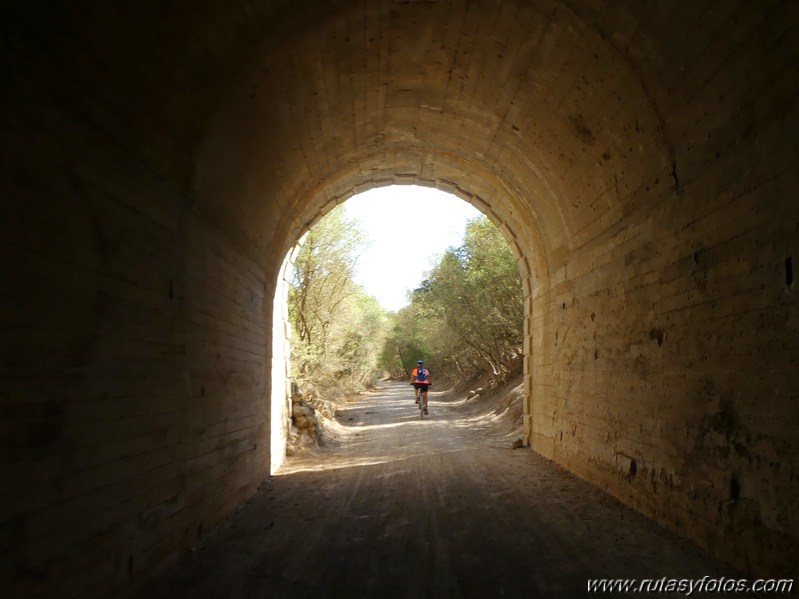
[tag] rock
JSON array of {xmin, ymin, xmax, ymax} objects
[
  {"xmin": 511, "ymin": 438, "xmax": 524, "ymax": 450},
  {"xmin": 292, "ymin": 403, "xmax": 316, "ymax": 430},
  {"xmin": 290, "ymin": 378, "xmax": 303, "ymax": 400}
]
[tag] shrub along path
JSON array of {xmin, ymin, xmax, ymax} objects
[{"xmin": 139, "ymin": 382, "xmax": 735, "ymax": 597}]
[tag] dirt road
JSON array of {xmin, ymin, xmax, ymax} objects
[{"xmin": 140, "ymin": 382, "xmax": 735, "ymax": 597}]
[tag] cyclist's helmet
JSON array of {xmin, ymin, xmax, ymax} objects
[{"xmin": 416, "ymin": 360, "xmax": 424, "ymax": 365}]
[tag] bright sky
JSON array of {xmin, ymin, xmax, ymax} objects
[{"xmin": 343, "ymin": 185, "xmax": 482, "ymax": 312}]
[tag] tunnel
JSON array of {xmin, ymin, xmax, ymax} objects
[{"xmin": 2, "ymin": 0, "xmax": 798, "ymax": 595}]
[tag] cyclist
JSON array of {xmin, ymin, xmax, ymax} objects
[{"xmin": 410, "ymin": 360, "xmax": 431, "ymax": 415}]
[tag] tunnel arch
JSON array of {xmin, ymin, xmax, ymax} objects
[
  {"xmin": 190, "ymin": 0, "xmax": 676, "ymax": 490},
  {"xmin": 191, "ymin": 0, "xmax": 673, "ymax": 287},
  {"xmin": 270, "ymin": 178, "xmax": 539, "ymax": 472},
  {"xmin": 186, "ymin": 0, "xmax": 799, "ymax": 579}
]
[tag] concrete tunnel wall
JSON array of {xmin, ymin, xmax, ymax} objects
[{"xmin": 1, "ymin": 0, "xmax": 797, "ymax": 595}]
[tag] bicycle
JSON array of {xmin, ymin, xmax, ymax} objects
[{"xmin": 414, "ymin": 385, "xmax": 430, "ymax": 419}]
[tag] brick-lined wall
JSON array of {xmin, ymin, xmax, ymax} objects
[
  {"xmin": 526, "ymin": 0, "xmax": 799, "ymax": 576},
  {"xmin": 1, "ymin": 147, "xmax": 272, "ymax": 598},
  {"xmin": 0, "ymin": 9, "xmax": 273, "ymax": 593}
]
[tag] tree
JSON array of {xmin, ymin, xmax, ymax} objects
[
  {"xmin": 384, "ymin": 215, "xmax": 523, "ymax": 385},
  {"xmin": 288, "ymin": 206, "xmax": 389, "ymax": 399},
  {"xmin": 289, "ymin": 206, "xmax": 364, "ymax": 361},
  {"xmin": 380, "ymin": 303, "xmax": 433, "ymax": 378}
]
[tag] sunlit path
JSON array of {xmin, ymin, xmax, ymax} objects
[
  {"xmin": 279, "ymin": 383, "xmax": 518, "ymax": 475},
  {"xmin": 139, "ymin": 383, "xmax": 735, "ymax": 598}
]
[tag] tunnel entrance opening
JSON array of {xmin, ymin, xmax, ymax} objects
[{"xmin": 270, "ymin": 184, "xmax": 533, "ymax": 472}]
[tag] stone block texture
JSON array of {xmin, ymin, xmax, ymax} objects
[{"xmin": 1, "ymin": 0, "xmax": 797, "ymax": 594}]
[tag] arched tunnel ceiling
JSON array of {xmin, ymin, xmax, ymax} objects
[{"xmin": 190, "ymin": 0, "xmax": 677, "ymax": 285}]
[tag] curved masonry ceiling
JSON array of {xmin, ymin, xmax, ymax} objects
[{"xmin": 192, "ymin": 0, "xmax": 669, "ymax": 290}]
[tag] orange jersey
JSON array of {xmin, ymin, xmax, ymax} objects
[{"xmin": 411, "ymin": 367, "xmax": 431, "ymax": 384}]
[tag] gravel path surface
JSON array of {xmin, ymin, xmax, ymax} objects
[{"xmin": 139, "ymin": 382, "xmax": 736, "ymax": 598}]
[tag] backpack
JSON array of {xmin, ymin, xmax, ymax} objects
[{"xmin": 416, "ymin": 367, "xmax": 428, "ymax": 382}]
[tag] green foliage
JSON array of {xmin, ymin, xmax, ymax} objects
[
  {"xmin": 289, "ymin": 207, "xmax": 522, "ymax": 397},
  {"xmin": 288, "ymin": 206, "xmax": 390, "ymax": 400},
  {"xmin": 380, "ymin": 303, "xmax": 432, "ymax": 378},
  {"xmin": 381, "ymin": 215, "xmax": 523, "ymax": 385}
]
